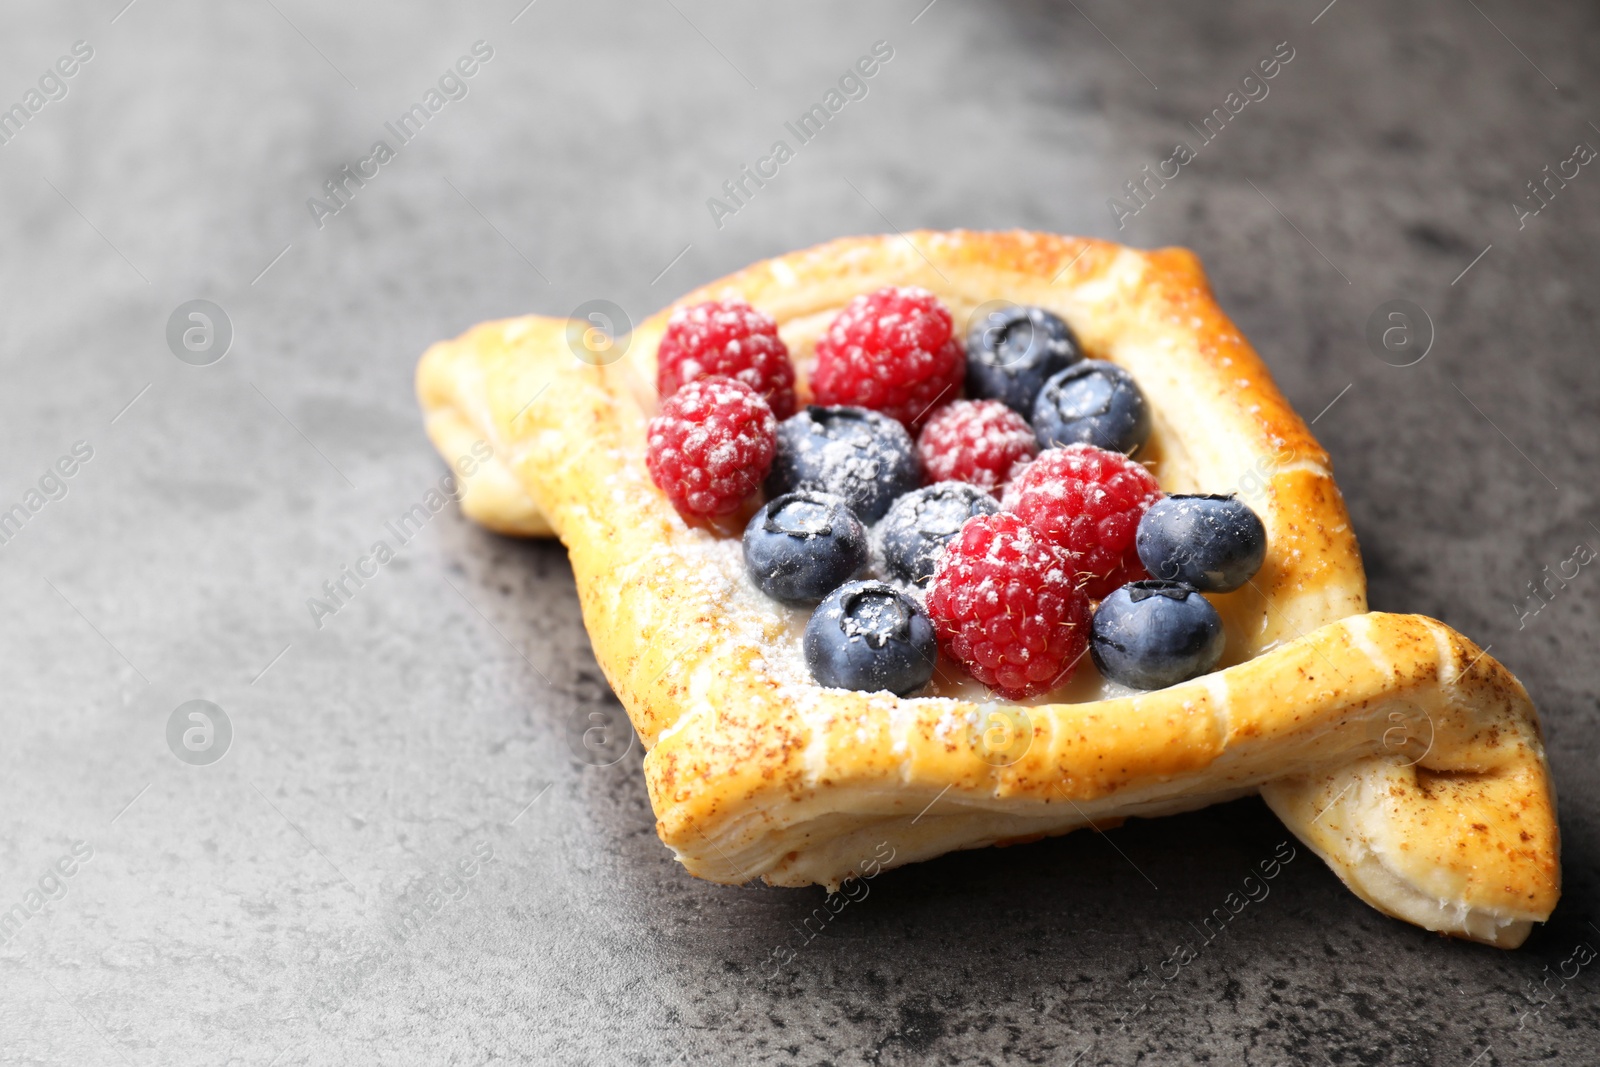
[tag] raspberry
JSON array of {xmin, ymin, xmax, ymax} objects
[
  {"xmin": 646, "ymin": 377, "xmax": 776, "ymax": 518},
  {"xmin": 924, "ymin": 512, "xmax": 1092, "ymax": 699},
  {"xmin": 1003, "ymin": 444, "xmax": 1163, "ymax": 600},
  {"xmin": 656, "ymin": 299, "xmax": 796, "ymax": 420},
  {"xmin": 917, "ymin": 399, "xmax": 1039, "ymax": 497},
  {"xmin": 811, "ymin": 286, "xmax": 965, "ymax": 430}
]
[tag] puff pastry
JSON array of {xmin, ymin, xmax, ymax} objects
[{"xmin": 416, "ymin": 231, "xmax": 1560, "ymax": 948}]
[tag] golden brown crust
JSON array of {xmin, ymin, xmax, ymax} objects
[{"xmin": 416, "ymin": 230, "xmax": 1559, "ymax": 947}]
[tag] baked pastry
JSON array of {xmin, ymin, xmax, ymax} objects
[{"xmin": 416, "ymin": 231, "xmax": 1560, "ymax": 948}]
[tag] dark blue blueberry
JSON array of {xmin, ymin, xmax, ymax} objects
[
  {"xmin": 1032, "ymin": 360, "xmax": 1151, "ymax": 455},
  {"xmin": 1090, "ymin": 580, "xmax": 1225, "ymax": 690},
  {"xmin": 766, "ymin": 406, "xmax": 920, "ymax": 523},
  {"xmin": 1136, "ymin": 494, "xmax": 1267, "ymax": 593},
  {"xmin": 965, "ymin": 305, "xmax": 1082, "ymax": 415},
  {"xmin": 804, "ymin": 580, "xmax": 937, "ymax": 696},
  {"xmin": 742, "ymin": 491, "xmax": 868, "ymax": 604},
  {"xmin": 879, "ymin": 482, "xmax": 1000, "ymax": 585}
]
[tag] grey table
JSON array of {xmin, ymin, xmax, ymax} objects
[{"xmin": 1, "ymin": 1, "xmax": 1595, "ymax": 1064}]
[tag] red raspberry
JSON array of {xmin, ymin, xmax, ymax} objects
[
  {"xmin": 810, "ymin": 286, "xmax": 965, "ymax": 430},
  {"xmin": 917, "ymin": 399, "xmax": 1039, "ymax": 497},
  {"xmin": 1003, "ymin": 444, "xmax": 1163, "ymax": 600},
  {"xmin": 925, "ymin": 512, "xmax": 1091, "ymax": 699},
  {"xmin": 656, "ymin": 299, "xmax": 796, "ymax": 420},
  {"xmin": 646, "ymin": 377, "xmax": 776, "ymax": 518}
]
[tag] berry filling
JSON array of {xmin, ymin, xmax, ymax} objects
[
  {"xmin": 1003, "ymin": 443, "xmax": 1163, "ymax": 600},
  {"xmin": 657, "ymin": 298, "xmax": 797, "ymax": 420},
  {"xmin": 1136, "ymin": 494, "xmax": 1267, "ymax": 593},
  {"xmin": 966, "ymin": 305, "xmax": 1082, "ymax": 415},
  {"xmin": 641, "ymin": 292, "xmax": 1264, "ymax": 700},
  {"xmin": 742, "ymin": 491, "xmax": 869, "ymax": 604},
  {"xmin": 766, "ymin": 405, "xmax": 920, "ymax": 524},
  {"xmin": 804, "ymin": 580, "xmax": 936, "ymax": 697},
  {"xmin": 1033, "ymin": 359, "xmax": 1151, "ymax": 456},
  {"xmin": 811, "ymin": 286, "xmax": 965, "ymax": 430},
  {"xmin": 879, "ymin": 482, "xmax": 1000, "ymax": 586},
  {"xmin": 924, "ymin": 512, "xmax": 1092, "ymax": 700},
  {"xmin": 916, "ymin": 398, "xmax": 1039, "ymax": 497},
  {"xmin": 646, "ymin": 376, "xmax": 776, "ymax": 519},
  {"xmin": 1090, "ymin": 579, "xmax": 1225, "ymax": 690}
]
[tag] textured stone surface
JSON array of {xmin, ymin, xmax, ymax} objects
[{"xmin": 0, "ymin": 1, "xmax": 1596, "ymax": 1064}]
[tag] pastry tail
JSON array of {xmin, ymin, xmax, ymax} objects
[
  {"xmin": 1260, "ymin": 615, "xmax": 1559, "ymax": 948},
  {"xmin": 415, "ymin": 314, "xmax": 579, "ymax": 538}
]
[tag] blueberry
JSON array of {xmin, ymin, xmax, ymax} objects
[
  {"xmin": 766, "ymin": 406, "xmax": 921, "ymax": 523},
  {"xmin": 1090, "ymin": 580, "xmax": 1225, "ymax": 690},
  {"xmin": 966, "ymin": 305, "xmax": 1082, "ymax": 415},
  {"xmin": 804, "ymin": 580, "xmax": 937, "ymax": 696},
  {"xmin": 1032, "ymin": 360, "xmax": 1151, "ymax": 455},
  {"xmin": 1136, "ymin": 494, "xmax": 1267, "ymax": 593},
  {"xmin": 879, "ymin": 482, "xmax": 1000, "ymax": 585},
  {"xmin": 742, "ymin": 491, "xmax": 869, "ymax": 603}
]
